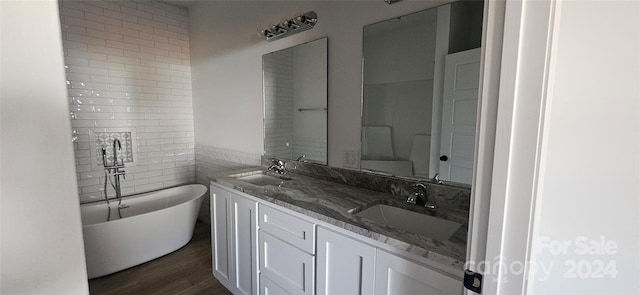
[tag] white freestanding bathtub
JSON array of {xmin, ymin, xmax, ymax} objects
[{"xmin": 80, "ymin": 184, "xmax": 207, "ymax": 279}]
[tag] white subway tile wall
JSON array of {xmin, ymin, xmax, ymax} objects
[
  {"xmin": 59, "ymin": 0, "xmax": 195, "ymax": 203},
  {"xmin": 293, "ymin": 137, "xmax": 327, "ymax": 163},
  {"xmin": 195, "ymin": 144, "xmax": 261, "ymax": 223},
  {"xmin": 194, "ymin": 144, "xmax": 261, "ymax": 185}
]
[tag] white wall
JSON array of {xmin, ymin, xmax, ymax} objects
[
  {"xmin": 482, "ymin": 0, "xmax": 640, "ymax": 293},
  {"xmin": 0, "ymin": 0, "xmax": 89, "ymax": 293},
  {"xmin": 528, "ymin": 1, "xmax": 639, "ymax": 293},
  {"xmin": 58, "ymin": 0, "xmax": 195, "ymax": 203},
  {"xmin": 189, "ymin": 0, "xmax": 452, "ymax": 167},
  {"xmin": 363, "ymin": 9, "xmax": 437, "ymax": 84}
]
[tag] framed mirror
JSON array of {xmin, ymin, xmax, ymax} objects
[
  {"xmin": 361, "ymin": 2, "xmax": 483, "ymax": 185},
  {"xmin": 263, "ymin": 38, "xmax": 328, "ymax": 164}
]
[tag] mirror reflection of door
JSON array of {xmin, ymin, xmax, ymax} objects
[
  {"xmin": 361, "ymin": 2, "xmax": 483, "ymax": 185},
  {"xmin": 440, "ymin": 48, "xmax": 481, "ymax": 184}
]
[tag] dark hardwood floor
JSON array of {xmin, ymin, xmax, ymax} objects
[{"xmin": 88, "ymin": 221, "xmax": 232, "ymax": 295}]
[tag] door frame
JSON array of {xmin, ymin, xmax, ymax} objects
[
  {"xmin": 468, "ymin": 0, "xmax": 560, "ymax": 294},
  {"xmin": 464, "ymin": 0, "xmax": 505, "ymax": 291}
]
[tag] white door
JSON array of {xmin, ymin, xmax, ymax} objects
[
  {"xmin": 210, "ymin": 185, "xmax": 233, "ymax": 291},
  {"xmin": 440, "ymin": 48, "xmax": 481, "ymax": 184},
  {"xmin": 231, "ymin": 192, "xmax": 258, "ymax": 295},
  {"xmin": 374, "ymin": 250, "xmax": 462, "ymax": 295},
  {"xmin": 316, "ymin": 227, "xmax": 375, "ymax": 295}
]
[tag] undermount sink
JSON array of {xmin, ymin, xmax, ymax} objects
[
  {"xmin": 355, "ymin": 204, "xmax": 461, "ymax": 241},
  {"xmin": 232, "ymin": 171, "xmax": 291, "ymax": 186}
]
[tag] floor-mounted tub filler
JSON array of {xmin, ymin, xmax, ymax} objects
[{"xmin": 80, "ymin": 184, "xmax": 207, "ymax": 279}]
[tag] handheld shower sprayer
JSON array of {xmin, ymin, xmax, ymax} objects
[
  {"xmin": 113, "ymin": 139, "xmax": 122, "ymax": 166},
  {"xmin": 101, "ymin": 147, "xmax": 107, "ymax": 167}
]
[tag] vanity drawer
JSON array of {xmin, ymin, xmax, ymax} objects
[
  {"xmin": 259, "ymin": 231, "xmax": 314, "ymax": 295},
  {"xmin": 259, "ymin": 274, "xmax": 293, "ymax": 295},
  {"xmin": 258, "ymin": 203, "xmax": 315, "ymax": 254}
]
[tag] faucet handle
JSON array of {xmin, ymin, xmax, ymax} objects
[
  {"xmin": 431, "ymin": 173, "xmax": 443, "ymax": 185},
  {"xmin": 406, "ymin": 195, "xmax": 417, "ymax": 204},
  {"xmin": 272, "ymin": 158, "xmax": 285, "ymax": 167}
]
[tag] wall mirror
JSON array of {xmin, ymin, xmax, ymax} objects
[
  {"xmin": 263, "ymin": 38, "xmax": 328, "ymax": 165},
  {"xmin": 361, "ymin": 1, "xmax": 483, "ymax": 185}
]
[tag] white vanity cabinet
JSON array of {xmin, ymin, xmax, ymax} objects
[
  {"xmin": 374, "ymin": 250, "xmax": 463, "ymax": 295},
  {"xmin": 210, "ymin": 184, "xmax": 258, "ymax": 295},
  {"xmin": 316, "ymin": 227, "xmax": 376, "ymax": 295},
  {"xmin": 211, "ymin": 181, "xmax": 463, "ymax": 295},
  {"xmin": 258, "ymin": 203, "xmax": 315, "ymax": 295}
]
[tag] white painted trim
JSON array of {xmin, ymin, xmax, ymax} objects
[
  {"xmin": 481, "ymin": 0, "xmax": 558, "ymax": 294},
  {"xmin": 464, "ymin": 0, "xmax": 505, "ymax": 294},
  {"xmin": 525, "ymin": 0, "xmax": 564, "ymax": 292}
]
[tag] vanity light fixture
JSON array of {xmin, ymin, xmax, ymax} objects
[{"xmin": 259, "ymin": 11, "xmax": 318, "ymax": 41}]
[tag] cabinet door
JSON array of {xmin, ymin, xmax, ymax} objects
[
  {"xmin": 374, "ymin": 250, "xmax": 463, "ymax": 295},
  {"xmin": 259, "ymin": 231, "xmax": 314, "ymax": 295},
  {"xmin": 316, "ymin": 227, "xmax": 375, "ymax": 295},
  {"xmin": 210, "ymin": 185, "xmax": 233, "ymax": 291},
  {"xmin": 231, "ymin": 192, "xmax": 258, "ymax": 295}
]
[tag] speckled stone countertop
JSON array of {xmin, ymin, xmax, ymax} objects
[{"xmin": 213, "ymin": 166, "xmax": 468, "ymax": 270}]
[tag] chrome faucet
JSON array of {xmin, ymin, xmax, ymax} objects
[
  {"xmin": 296, "ymin": 154, "xmax": 306, "ymax": 162},
  {"xmin": 111, "ymin": 139, "xmax": 125, "ymax": 200},
  {"xmin": 407, "ymin": 183, "xmax": 437, "ymax": 209},
  {"xmin": 103, "ymin": 139, "xmax": 125, "ymax": 201},
  {"xmin": 101, "ymin": 139, "xmax": 127, "ymax": 220},
  {"xmin": 268, "ymin": 158, "xmax": 286, "ymax": 175}
]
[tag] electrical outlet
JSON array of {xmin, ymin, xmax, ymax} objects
[{"xmin": 343, "ymin": 149, "xmax": 359, "ymax": 169}]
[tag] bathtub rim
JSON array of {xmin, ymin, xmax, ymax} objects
[
  {"xmin": 80, "ymin": 183, "xmax": 207, "ymax": 206},
  {"xmin": 80, "ymin": 183, "xmax": 207, "ymax": 227}
]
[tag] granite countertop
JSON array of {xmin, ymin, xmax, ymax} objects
[{"xmin": 213, "ymin": 167, "xmax": 468, "ymax": 270}]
